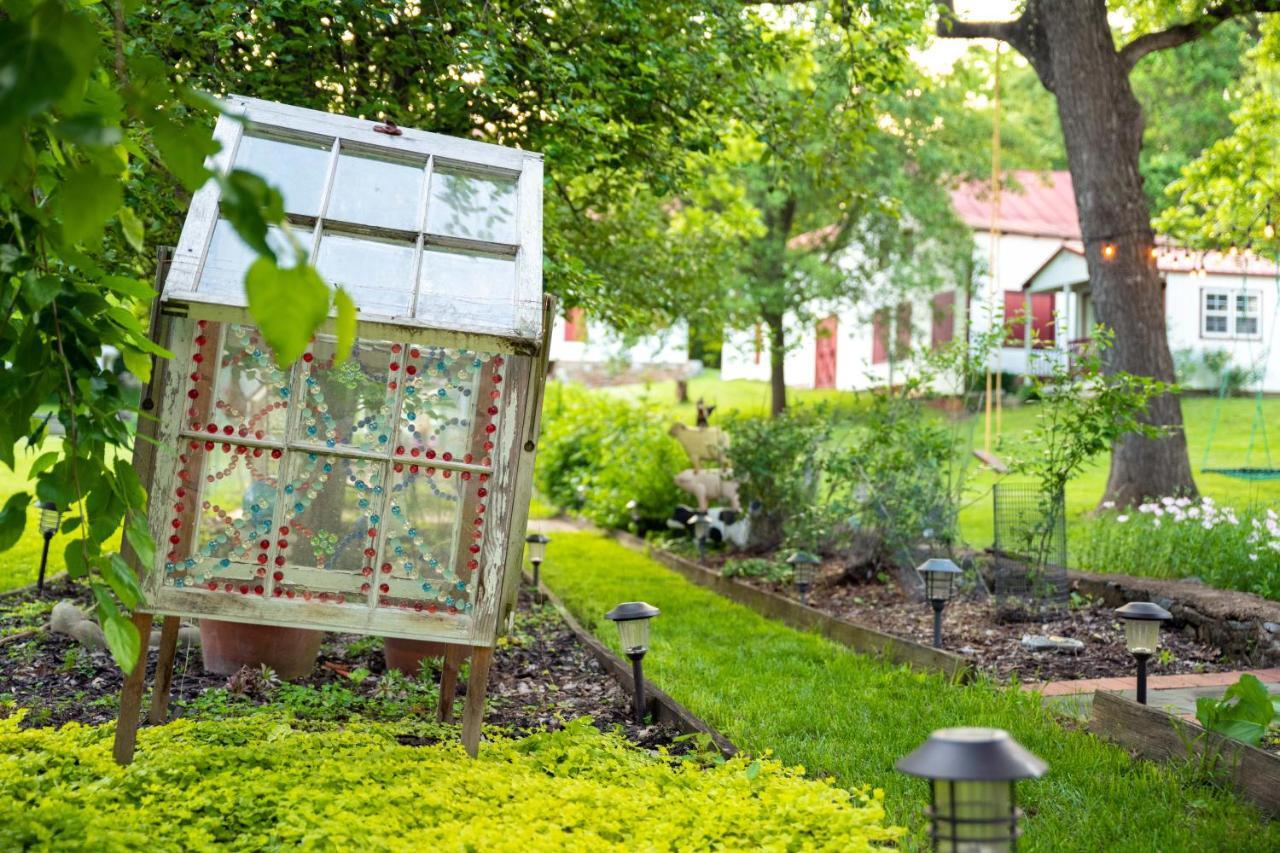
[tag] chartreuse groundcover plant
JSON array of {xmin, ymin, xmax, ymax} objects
[
  {"xmin": 542, "ymin": 532, "xmax": 1279, "ymax": 852},
  {"xmin": 0, "ymin": 713, "xmax": 900, "ymax": 850}
]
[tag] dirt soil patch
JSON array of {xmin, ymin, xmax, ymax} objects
[
  {"xmin": 730, "ymin": 560, "xmax": 1238, "ymax": 683},
  {"xmin": 0, "ymin": 583, "xmax": 682, "ymax": 752}
]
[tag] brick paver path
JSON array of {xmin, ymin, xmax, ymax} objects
[{"xmin": 1024, "ymin": 667, "xmax": 1280, "ymax": 697}]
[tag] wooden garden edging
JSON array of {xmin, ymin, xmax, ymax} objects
[
  {"xmin": 606, "ymin": 530, "xmax": 972, "ymax": 682},
  {"xmin": 1089, "ymin": 690, "xmax": 1280, "ymax": 817},
  {"xmin": 526, "ymin": 569, "xmax": 738, "ymax": 758}
]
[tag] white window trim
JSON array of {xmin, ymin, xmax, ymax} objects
[{"xmin": 1201, "ymin": 287, "xmax": 1262, "ymax": 341}]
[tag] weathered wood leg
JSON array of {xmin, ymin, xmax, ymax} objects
[
  {"xmin": 460, "ymin": 646, "xmax": 494, "ymax": 758},
  {"xmin": 112, "ymin": 611, "xmax": 154, "ymax": 766},
  {"xmin": 437, "ymin": 644, "xmax": 469, "ymax": 723},
  {"xmin": 147, "ymin": 616, "xmax": 181, "ymax": 724}
]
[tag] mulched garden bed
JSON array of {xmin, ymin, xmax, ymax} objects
[
  {"xmin": 0, "ymin": 582, "xmax": 683, "ymax": 752},
  {"xmin": 708, "ymin": 555, "xmax": 1238, "ymax": 683}
]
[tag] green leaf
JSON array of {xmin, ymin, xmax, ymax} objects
[
  {"xmin": 153, "ymin": 119, "xmax": 217, "ymax": 192},
  {"xmin": 124, "ymin": 512, "xmax": 155, "ymax": 569},
  {"xmin": 27, "ymin": 452, "xmax": 58, "ymax": 477},
  {"xmin": 1211, "ymin": 719, "xmax": 1266, "ymax": 748},
  {"xmin": 54, "ymin": 114, "xmax": 124, "ymax": 148},
  {"xmin": 218, "ymin": 169, "xmax": 285, "ymax": 259},
  {"xmin": 334, "ymin": 287, "xmax": 357, "ymax": 363},
  {"xmin": 120, "ymin": 207, "xmax": 145, "ymax": 252},
  {"xmin": 102, "ymin": 276, "xmax": 157, "ymax": 300},
  {"xmin": 63, "ymin": 538, "xmax": 92, "ymax": 579},
  {"xmin": 36, "ymin": 476, "xmax": 75, "ymax": 508},
  {"xmin": 0, "ymin": 27, "xmax": 74, "ymax": 126},
  {"xmin": 114, "ymin": 459, "xmax": 148, "ymax": 511},
  {"xmin": 0, "ymin": 492, "xmax": 31, "ymax": 552},
  {"xmin": 102, "ymin": 553, "xmax": 144, "ymax": 610},
  {"xmin": 101, "ymin": 611, "xmax": 142, "ymax": 674},
  {"xmin": 245, "ymin": 258, "xmax": 330, "ymax": 366},
  {"xmin": 57, "ymin": 165, "xmax": 123, "ymax": 246},
  {"xmin": 22, "ymin": 275, "xmax": 62, "ymax": 312},
  {"xmin": 744, "ymin": 760, "xmax": 761, "ymax": 781},
  {"xmin": 122, "ymin": 347, "xmax": 152, "ymax": 383}
]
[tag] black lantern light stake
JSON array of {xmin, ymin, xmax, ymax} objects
[
  {"xmin": 687, "ymin": 513, "xmax": 711, "ymax": 563},
  {"xmin": 604, "ymin": 601, "xmax": 660, "ymax": 722},
  {"xmin": 897, "ymin": 727, "xmax": 1048, "ymax": 852},
  {"xmin": 36, "ymin": 501, "xmax": 62, "ymax": 594},
  {"xmin": 525, "ymin": 533, "xmax": 550, "ymax": 600},
  {"xmin": 1114, "ymin": 601, "xmax": 1172, "ymax": 704},
  {"xmin": 917, "ymin": 558, "xmax": 962, "ymax": 649},
  {"xmin": 787, "ymin": 551, "xmax": 820, "ymax": 606}
]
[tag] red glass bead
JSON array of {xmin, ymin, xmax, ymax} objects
[
  {"xmin": 389, "ymin": 362, "xmax": 399, "ymax": 371},
  {"xmin": 381, "ymin": 563, "xmax": 392, "ymax": 574},
  {"xmin": 492, "ymin": 374, "xmax": 502, "ymax": 383},
  {"xmin": 477, "ymin": 488, "xmax": 487, "ymax": 497},
  {"xmin": 206, "ymin": 424, "xmax": 217, "ymax": 434},
  {"xmin": 272, "ymin": 588, "xmax": 283, "ymax": 597},
  {"xmin": 187, "ymin": 389, "xmax": 199, "ymax": 399},
  {"xmin": 254, "ymin": 585, "xmax": 264, "ymax": 595},
  {"xmin": 409, "ymin": 348, "xmax": 419, "ymax": 358},
  {"xmin": 193, "ymin": 353, "xmax": 204, "ymax": 363},
  {"xmin": 485, "ymin": 424, "xmax": 496, "ymax": 434},
  {"xmin": 363, "ymin": 547, "xmax": 375, "ymax": 557},
  {"xmin": 239, "ymin": 585, "xmax": 250, "ymax": 595},
  {"xmin": 461, "ymin": 472, "xmax": 471, "ymax": 480},
  {"xmin": 274, "ymin": 556, "xmax": 285, "ymax": 566},
  {"xmin": 207, "ymin": 581, "xmax": 217, "ymax": 590},
  {"xmin": 195, "ymin": 335, "xmax": 207, "ymax": 346},
  {"xmin": 467, "ymin": 559, "xmax": 477, "ymax": 570},
  {"xmin": 273, "ymin": 571, "xmax": 284, "ymax": 581},
  {"xmin": 271, "ymin": 449, "xmax": 282, "ymax": 459},
  {"xmin": 391, "ymin": 344, "xmax": 402, "ymax": 353},
  {"xmin": 171, "ymin": 519, "xmax": 182, "ymax": 529},
  {"xmin": 278, "ymin": 539, "xmax": 288, "ymax": 549},
  {"xmin": 257, "ymin": 554, "xmax": 268, "ymax": 564},
  {"xmin": 361, "ymin": 583, "xmax": 370, "ymax": 593},
  {"xmin": 169, "ymin": 534, "xmax": 180, "ymax": 545},
  {"xmin": 379, "ymin": 583, "xmax": 389, "ymax": 593},
  {"xmin": 302, "ymin": 353, "xmax": 313, "ymax": 362}
]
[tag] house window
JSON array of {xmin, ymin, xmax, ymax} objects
[
  {"xmin": 871, "ymin": 303, "xmax": 912, "ymax": 364},
  {"xmin": 1236, "ymin": 292, "xmax": 1260, "ymax": 337},
  {"xmin": 1201, "ymin": 289, "xmax": 1260, "ymax": 339},
  {"xmin": 895, "ymin": 302, "xmax": 913, "ymax": 357}
]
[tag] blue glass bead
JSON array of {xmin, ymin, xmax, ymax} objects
[
  {"xmin": 294, "ymin": 502, "xmax": 304, "ymax": 512},
  {"xmin": 221, "ymin": 559, "xmax": 231, "ymax": 568},
  {"xmin": 165, "ymin": 562, "xmax": 176, "ymax": 571},
  {"xmin": 359, "ymin": 499, "xmax": 370, "ymax": 508}
]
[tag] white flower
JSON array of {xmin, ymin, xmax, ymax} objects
[
  {"xmin": 1188, "ymin": 507, "xmax": 1200, "ymax": 518},
  {"xmin": 1162, "ymin": 496, "xmax": 1176, "ymax": 506},
  {"xmin": 1117, "ymin": 515, "xmax": 1130, "ymax": 523},
  {"xmin": 1176, "ymin": 497, "xmax": 1192, "ymax": 508},
  {"xmin": 1153, "ymin": 518, "xmax": 1162, "ymax": 528},
  {"xmin": 1139, "ymin": 503, "xmax": 1155, "ymax": 513},
  {"xmin": 1268, "ymin": 508, "xmax": 1278, "ymax": 521},
  {"xmin": 1203, "ymin": 496, "xmax": 1215, "ymax": 506},
  {"xmin": 1250, "ymin": 554, "xmax": 1259, "ymax": 561},
  {"xmin": 1153, "ymin": 506, "xmax": 1165, "ymax": 517},
  {"xmin": 1202, "ymin": 521, "xmax": 1213, "ymax": 530},
  {"xmin": 1101, "ymin": 500, "xmax": 1116, "ymax": 509}
]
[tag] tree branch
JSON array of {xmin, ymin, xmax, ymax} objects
[
  {"xmin": 1119, "ymin": 0, "xmax": 1280, "ymax": 71},
  {"xmin": 933, "ymin": 0, "xmax": 1020, "ymax": 43}
]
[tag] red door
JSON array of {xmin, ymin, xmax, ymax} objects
[{"xmin": 815, "ymin": 315, "xmax": 838, "ymax": 389}]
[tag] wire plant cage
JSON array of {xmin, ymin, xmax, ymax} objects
[{"xmin": 991, "ymin": 482, "xmax": 1068, "ymax": 617}]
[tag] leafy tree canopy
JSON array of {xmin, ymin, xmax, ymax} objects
[{"xmin": 1156, "ymin": 16, "xmax": 1279, "ymax": 249}]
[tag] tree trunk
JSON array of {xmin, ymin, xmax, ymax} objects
[
  {"xmin": 765, "ymin": 311, "xmax": 787, "ymax": 416},
  {"xmin": 1037, "ymin": 3, "xmax": 1197, "ymax": 505}
]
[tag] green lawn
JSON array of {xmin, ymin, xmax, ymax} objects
[
  {"xmin": 542, "ymin": 531, "xmax": 1278, "ymax": 852},
  {"xmin": 0, "ymin": 442, "xmax": 72, "ymax": 592}
]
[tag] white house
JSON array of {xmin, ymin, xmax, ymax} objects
[
  {"xmin": 548, "ymin": 307, "xmax": 695, "ymax": 386},
  {"xmin": 721, "ymin": 170, "xmax": 1280, "ymax": 393}
]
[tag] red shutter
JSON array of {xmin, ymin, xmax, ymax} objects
[
  {"xmin": 564, "ymin": 307, "xmax": 587, "ymax": 342},
  {"xmin": 931, "ymin": 291, "xmax": 955, "ymax": 349},
  {"xmin": 895, "ymin": 302, "xmax": 912, "ymax": 356},
  {"xmin": 1003, "ymin": 292, "xmax": 1055, "ymax": 347},
  {"xmin": 815, "ymin": 315, "xmax": 837, "ymax": 388},
  {"xmin": 871, "ymin": 309, "xmax": 889, "ymax": 364}
]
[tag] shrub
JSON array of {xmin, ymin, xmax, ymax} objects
[
  {"xmin": 1076, "ymin": 497, "xmax": 1280, "ymax": 600},
  {"xmin": 722, "ymin": 556, "xmax": 791, "ymax": 583},
  {"xmin": 536, "ymin": 383, "xmax": 686, "ymax": 528},
  {"xmin": 0, "ymin": 713, "xmax": 902, "ymax": 850},
  {"xmin": 723, "ymin": 407, "xmax": 830, "ymax": 548}
]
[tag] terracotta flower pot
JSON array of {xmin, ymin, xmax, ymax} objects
[
  {"xmin": 382, "ymin": 637, "xmax": 452, "ymax": 677},
  {"xmin": 199, "ymin": 619, "xmax": 324, "ymax": 681}
]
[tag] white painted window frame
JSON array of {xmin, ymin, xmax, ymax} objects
[
  {"xmin": 1200, "ymin": 287, "xmax": 1261, "ymax": 341},
  {"xmin": 163, "ymin": 95, "xmax": 544, "ymax": 347}
]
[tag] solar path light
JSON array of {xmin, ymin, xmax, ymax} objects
[
  {"xmin": 787, "ymin": 551, "xmax": 820, "ymax": 606},
  {"xmin": 897, "ymin": 726, "xmax": 1048, "ymax": 851},
  {"xmin": 36, "ymin": 502, "xmax": 62, "ymax": 594},
  {"xmin": 524, "ymin": 533, "xmax": 550, "ymax": 589},
  {"xmin": 687, "ymin": 513, "xmax": 711, "ymax": 563},
  {"xmin": 1114, "ymin": 601, "xmax": 1172, "ymax": 704},
  {"xmin": 605, "ymin": 601, "xmax": 659, "ymax": 722},
  {"xmin": 917, "ymin": 558, "xmax": 962, "ymax": 649}
]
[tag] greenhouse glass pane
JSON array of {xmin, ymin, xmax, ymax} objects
[
  {"xmin": 425, "ymin": 170, "xmax": 518, "ymax": 244},
  {"xmin": 199, "ymin": 220, "xmax": 310, "ymax": 301},
  {"xmin": 161, "ymin": 440, "xmax": 281, "ymax": 594},
  {"xmin": 315, "ymin": 232, "xmax": 416, "ymax": 316},
  {"xmin": 415, "ymin": 248, "xmax": 517, "ymax": 328},
  {"xmin": 184, "ymin": 322, "xmax": 291, "ymax": 440},
  {"xmin": 394, "ymin": 345, "xmax": 498, "ymax": 463},
  {"xmin": 326, "ymin": 151, "xmax": 424, "ymax": 231},
  {"xmin": 276, "ymin": 453, "xmax": 385, "ymax": 604},
  {"xmin": 378, "ymin": 463, "xmax": 468, "ymax": 611},
  {"xmin": 297, "ymin": 336, "xmax": 397, "ymax": 454},
  {"xmin": 234, "ymin": 134, "xmax": 331, "ymax": 216}
]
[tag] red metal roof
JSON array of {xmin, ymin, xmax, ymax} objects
[{"xmin": 950, "ymin": 170, "xmax": 1080, "ymax": 239}]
